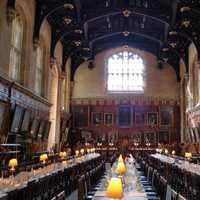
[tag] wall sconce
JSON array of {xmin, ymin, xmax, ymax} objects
[{"xmin": 180, "ymin": 6, "xmax": 191, "ymax": 28}]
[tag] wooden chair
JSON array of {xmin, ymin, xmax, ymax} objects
[
  {"xmin": 78, "ymin": 175, "xmax": 86, "ymax": 200},
  {"xmin": 177, "ymin": 194, "xmax": 186, "ymax": 200},
  {"xmin": 57, "ymin": 191, "xmax": 65, "ymax": 200},
  {"xmin": 159, "ymin": 176, "xmax": 167, "ymax": 200}
]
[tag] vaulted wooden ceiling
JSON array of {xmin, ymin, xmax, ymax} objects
[{"xmin": 7, "ymin": 0, "xmax": 200, "ymax": 81}]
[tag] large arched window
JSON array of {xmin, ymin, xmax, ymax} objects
[
  {"xmin": 35, "ymin": 46, "xmax": 44, "ymax": 96},
  {"xmin": 9, "ymin": 14, "xmax": 24, "ymax": 81},
  {"xmin": 107, "ymin": 51, "xmax": 144, "ymax": 92}
]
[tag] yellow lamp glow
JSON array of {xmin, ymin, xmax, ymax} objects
[
  {"xmin": 118, "ymin": 155, "xmax": 123, "ymax": 163},
  {"xmin": 59, "ymin": 152, "xmax": 63, "ymax": 158},
  {"xmin": 62, "ymin": 151, "xmax": 67, "ymax": 157},
  {"xmin": 87, "ymin": 148, "xmax": 91, "ymax": 153},
  {"xmin": 172, "ymin": 150, "xmax": 176, "ymax": 156},
  {"xmin": 8, "ymin": 158, "xmax": 18, "ymax": 171},
  {"xmin": 116, "ymin": 160, "xmax": 126, "ymax": 176},
  {"xmin": 80, "ymin": 148, "xmax": 84, "ymax": 155},
  {"xmin": 107, "ymin": 177, "xmax": 123, "ymax": 199},
  {"xmin": 59, "ymin": 151, "xmax": 67, "ymax": 159},
  {"xmin": 185, "ymin": 152, "xmax": 192, "ymax": 160},
  {"xmin": 75, "ymin": 150, "xmax": 79, "ymax": 157},
  {"xmin": 164, "ymin": 149, "xmax": 169, "ymax": 154},
  {"xmin": 40, "ymin": 153, "xmax": 48, "ymax": 164}
]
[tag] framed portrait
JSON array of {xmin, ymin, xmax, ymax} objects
[
  {"xmin": 118, "ymin": 105, "xmax": 132, "ymax": 128},
  {"xmin": 72, "ymin": 106, "xmax": 89, "ymax": 128},
  {"xmin": 107, "ymin": 131, "xmax": 118, "ymax": 143},
  {"xmin": 132, "ymin": 132, "xmax": 142, "ymax": 144},
  {"xmin": 143, "ymin": 132, "xmax": 157, "ymax": 144},
  {"xmin": 92, "ymin": 112, "xmax": 103, "ymax": 126},
  {"xmin": 158, "ymin": 131, "xmax": 170, "ymax": 144},
  {"xmin": 104, "ymin": 113, "xmax": 113, "ymax": 126},
  {"xmin": 159, "ymin": 106, "xmax": 173, "ymax": 126},
  {"xmin": 147, "ymin": 112, "xmax": 158, "ymax": 126},
  {"xmin": 135, "ymin": 112, "xmax": 146, "ymax": 126}
]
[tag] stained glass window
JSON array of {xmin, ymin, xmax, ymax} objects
[{"xmin": 107, "ymin": 51, "xmax": 144, "ymax": 92}]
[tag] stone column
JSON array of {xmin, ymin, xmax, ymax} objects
[
  {"xmin": 196, "ymin": 61, "xmax": 200, "ymax": 105},
  {"xmin": 180, "ymin": 73, "xmax": 189, "ymax": 143}
]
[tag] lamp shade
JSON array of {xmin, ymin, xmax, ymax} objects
[
  {"xmin": 116, "ymin": 160, "xmax": 126, "ymax": 176},
  {"xmin": 107, "ymin": 177, "xmax": 123, "ymax": 199},
  {"xmin": 118, "ymin": 155, "xmax": 123, "ymax": 163},
  {"xmin": 62, "ymin": 151, "xmax": 67, "ymax": 157},
  {"xmin": 8, "ymin": 158, "xmax": 18, "ymax": 170},
  {"xmin": 185, "ymin": 152, "xmax": 192, "ymax": 159},
  {"xmin": 59, "ymin": 151, "xmax": 67, "ymax": 159},
  {"xmin": 80, "ymin": 148, "xmax": 84, "ymax": 155},
  {"xmin": 172, "ymin": 150, "xmax": 176, "ymax": 155},
  {"xmin": 40, "ymin": 153, "xmax": 48, "ymax": 163},
  {"xmin": 75, "ymin": 150, "xmax": 79, "ymax": 156},
  {"xmin": 59, "ymin": 152, "xmax": 64, "ymax": 157}
]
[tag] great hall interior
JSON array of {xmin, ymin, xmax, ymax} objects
[{"xmin": 0, "ymin": 0, "xmax": 200, "ymax": 200}]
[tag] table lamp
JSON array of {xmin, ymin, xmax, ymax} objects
[
  {"xmin": 185, "ymin": 152, "xmax": 192, "ymax": 161},
  {"xmin": 116, "ymin": 160, "xmax": 126, "ymax": 176},
  {"xmin": 40, "ymin": 153, "xmax": 48, "ymax": 164},
  {"xmin": 75, "ymin": 150, "xmax": 79, "ymax": 157},
  {"xmin": 164, "ymin": 149, "xmax": 169, "ymax": 155},
  {"xmin": 59, "ymin": 151, "xmax": 67, "ymax": 159},
  {"xmin": 172, "ymin": 150, "xmax": 176, "ymax": 156},
  {"xmin": 87, "ymin": 148, "xmax": 91, "ymax": 154},
  {"xmin": 80, "ymin": 148, "xmax": 85, "ymax": 155},
  {"xmin": 118, "ymin": 155, "xmax": 123, "ymax": 163},
  {"xmin": 107, "ymin": 177, "xmax": 123, "ymax": 199},
  {"xmin": 8, "ymin": 158, "xmax": 18, "ymax": 172}
]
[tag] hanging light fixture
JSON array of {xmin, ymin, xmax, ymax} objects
[
  {"xmin": 122, "ymin": 9, "xmax": 131, "ymax": 17},
  {"xmin": 180, "ymin": 6, "xmax": 191, "ymax": 28},
  {"xmin": 168, "ymin": 31, "xmax": 177, "ymax": 48}
]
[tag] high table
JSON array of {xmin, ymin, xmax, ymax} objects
[
  {"xmin": 0, "ymin": 153, "xmax": 101, "ymax": 199},
  {"xmin": 93, "ymin": 161, "xmax": 147, "ymax": 200}
]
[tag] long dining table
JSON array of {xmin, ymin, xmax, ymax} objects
[
  {"xmin": 0, "ymin": 153, "xmax": 101, "ymax": 199},
  {"xmin": 93, "ymin": 159, "xmax": 147, "ymax": 200}
]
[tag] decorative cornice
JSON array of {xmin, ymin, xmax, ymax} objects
[
  {"xmin": 12, "ymin": 82, "xmax": 51, "ymax": 107},
  {"xmin": 71, "ymin": 96, "xmax": 179, "ymax": 106},
  {"xmin": 0, "ymin": 74, "xmax": 51, "ymax": 106}
]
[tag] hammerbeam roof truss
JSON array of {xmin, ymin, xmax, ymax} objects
[{"xmin": 7, "ymin": 0, "xmax": 200, "ymax": 81}]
